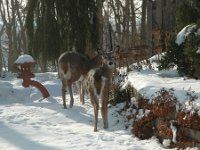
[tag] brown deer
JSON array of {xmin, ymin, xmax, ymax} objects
[
  {"xmin": 84, "ymin": 52, "xmax": 115, "ymax": 131},
  {"xmin": 58, "ymin": 51, "xmax": 104, "ymax": 109}
]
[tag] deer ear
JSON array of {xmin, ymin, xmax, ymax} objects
[
  {"xmin": 98, "ymin": 49, "xmax": 108, "ymax": 57},
  {"xmin": 94, "ymin": 51, "xmax": 98, "ymax": 56},
  {"xmin": 96, "ymin": 48, "xmax": 102, "ymax": 55}
]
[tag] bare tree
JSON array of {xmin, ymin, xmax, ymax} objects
[
  {"xmin": 130, "ymin": 0, "xmax": 137, "ymax": 46},
  {"xmin": 97, "ymin": 0, "xmax": 104, "ymax": 50},
  {"xmin": 0, "ymin": 23, "xmax": 5, "ymax": 75},
  {"xmin": 140, "ymin": 0, "xmax": 147, "ymax": 45},
  {"xmin": 104, "ymin": 0, "xmax": 139, "ymax": 49},
  {"xmin": 0, "ymin": 0, "xmax": 27, "ymax": 72},
  {"xmin": 16, "ymin": 0, "xmax": 28, "ymax": 53},
  {"xmin": 146, "ymin": 0, "xmax": 153, "ymax": 57},
  {"xmin": 122, "ymin": 0, "xmax": 130, "ymax": 47}
]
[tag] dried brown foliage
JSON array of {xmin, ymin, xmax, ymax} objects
[
  {"xmin": 176, "ymin": 140, "xmax": 198, "ymax": 149},
  {"xmin": 131, "ymin": 88, "xmax": 200, "ymax": 148},
  {"xmin": 177, "ymin": 111, "xmax": 200, "ymax": 131},
  {"xmin": 137, "ymin": 97, "xmax": 151, "ymax": 110},
  {"xmin": 151, "ymin": 88, "xmax": 178, "ymax": 118},
  {"xmin": 132, "ymin": 112, "xmax": 155, "ymax": 140},
  {"xmin": 156, "ymin": 119, "xmax": 173, "ymax": 140}
]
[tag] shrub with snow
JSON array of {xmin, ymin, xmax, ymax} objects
[{"xmin": 159, "ymin": 24, "xmax": 200, "ymax": 78}]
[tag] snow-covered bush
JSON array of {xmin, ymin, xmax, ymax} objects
[
  {"xmin": 131, "ymin": 88, "xmax": 200, "ymax": 148},
  {"xmin": 159, "ymin": 24, "xmax": 200, "ymax": 78}
]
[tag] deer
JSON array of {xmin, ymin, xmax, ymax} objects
[
  {"xmin": 58, "ymin": 51, "xmax": 104, "ymax": 109},
  {"xmin": 83, "ymin": 51, "xmax": 115, "ymax": 132}
]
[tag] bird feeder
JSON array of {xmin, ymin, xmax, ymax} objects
[{"xmin": 14, "ymin": 55, "xmax": 50, "ymax": 99}]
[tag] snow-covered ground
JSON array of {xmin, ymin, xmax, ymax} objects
[
  {"xmin": 127, "ymin": 69, "xmax": 200, "ymax": 113},
  {"xmin": 0, "ymin": 72, "xmax": 169, "ymax": 150},
  {"xmin": 0, "ymin": 67, "xmax": 199, "ymax": 150},
  {"xmin": 126, "ymin": 55, "xmax": 200, "ymax": 115}
]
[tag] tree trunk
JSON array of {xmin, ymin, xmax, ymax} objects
[
  {"xmin": 16, "ymin": 0, "xmax": 28, "ymax": 53},
  {"xmin": 109, "ymin": 0, "xmax": 122, "ymax": 46},
  {"xmin": 0, "ymin": 45, "xmax": 2, "ymax": 75},
  {"xmin": 140, "ymin": 0, "xmax": 147, "ymax": 45},
  {"xmin": 124, "ymin": 0, "xmax": 130, "ymax": 48},
  {"xmin": 130, "ymin": 0, "xmax": 137, "ymax": 47},
  {"xmin": 0, "ymin": 0, "xmax": 25, "ymax": 72},
  {"xmin": 0, "ymin": 24, "xmax": 5, "ymax": 75},
  {"xmin": 97, "ymin": 0, "xmax": 104, "ymax": 50},
  {"xmin": 146, "ymin": 0, "xmax": 153, "ymax": 57}
]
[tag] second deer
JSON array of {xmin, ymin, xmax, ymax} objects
[
  {"xmin": 84, "ymin": 52, "xmax": 115, "ymax": 131},
  {"xmin": 58, "ymin": 51, "xmax": 104, "ymax": 109}
]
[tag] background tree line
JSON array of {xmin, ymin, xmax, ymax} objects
[{"xmin": 0, "ymin": 0, "xmax": 199, "ymax": 75}]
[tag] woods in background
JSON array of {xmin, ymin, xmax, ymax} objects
[
  {"xmin": 0, "ymin": 0, "xmax": 199, "ymax": 73},
  {"xmin": 0, "ymin": 0, "xmax": 27, "ymax": 72}
]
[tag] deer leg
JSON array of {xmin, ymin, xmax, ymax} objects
[
  {"xmin": 68, "ymin": 84, "xmax": 74, "ymax": 108},
  {"xmin": 101, "ymin": 101, "xmax": 108, "ymax": 129},
  {"xmin": 62, "ymin": 83, "xmax": 67, "ymax": 109},
  {"xmin": 93, "ymin": 102, "xmax": 99, "ymax": 132},
  {"xmin": 80, "ymin": 82, "xmax": 85, "ymax": 105},
  {"xmin": 101, "ymin": 91, "xmax": 109, "ymax": 129},
  {"xmin": 90, "ymin": 93, "xmax": 99, "ymax": 132}
]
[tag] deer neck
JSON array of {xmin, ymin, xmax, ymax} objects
[
  {"xmin": 102, "ymin": 63, "xmax": 114, "ymax": 80},
  {"xmin": 88, "ymin": 62, "xmax": 96, "ymax": 70},
  {"xmin": 88, "ymin": 59, "xmax": 100, "ymax": 70}
]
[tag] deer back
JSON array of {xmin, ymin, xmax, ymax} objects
[{"xmin": 58, "ymin": 51, "xmax": 104, "ymax": 83}]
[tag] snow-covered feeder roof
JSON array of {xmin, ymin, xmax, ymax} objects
[{"xmin": 15, "ymin": 54, "xmax": 35, "ymax": 64}]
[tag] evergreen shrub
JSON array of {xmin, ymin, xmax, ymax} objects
[{"xmin": 159, "ymin": 24, "xmax": 200, "ymax": 77}]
